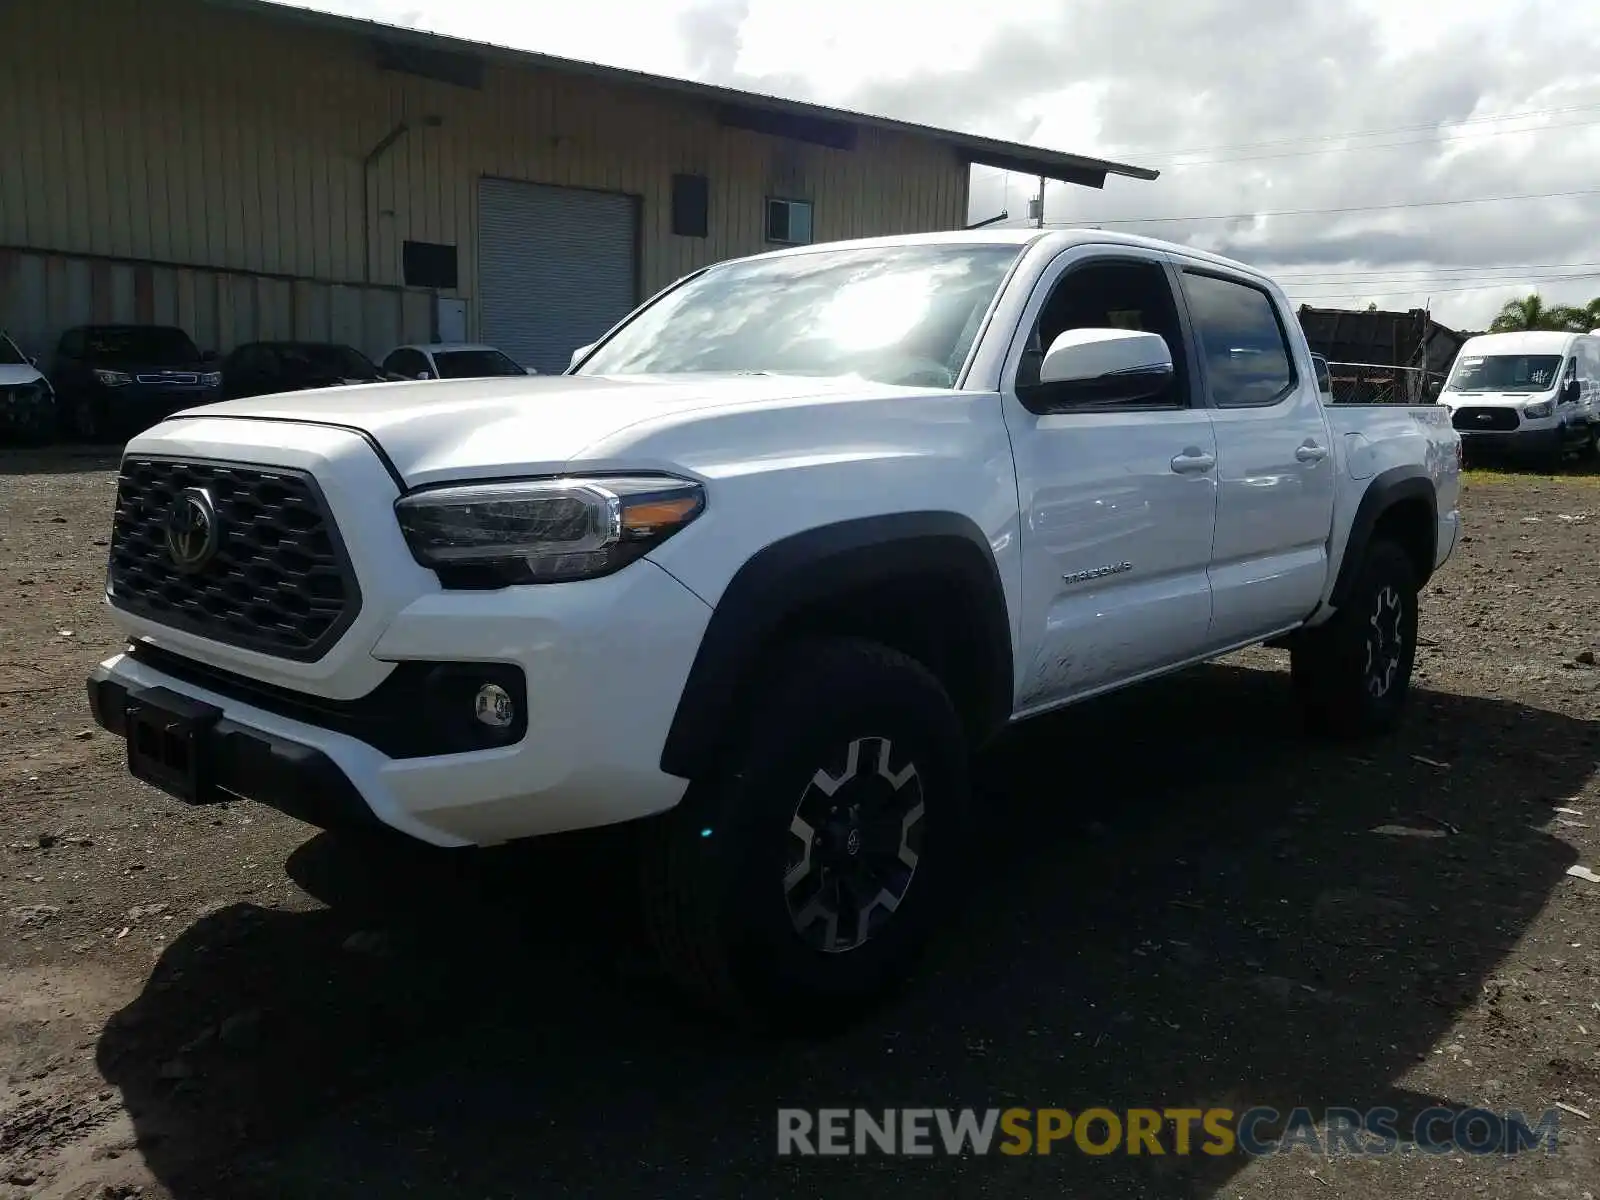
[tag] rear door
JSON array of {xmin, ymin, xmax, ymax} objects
[
  {"xmin": 1173, "ymin": 262, "xmax": 1337, "ymax": 646},
  {"xmin": 1000, "ymin": 246, "xmax": 1219, "ymax": 710}
]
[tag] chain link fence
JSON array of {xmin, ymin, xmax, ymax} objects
[{"xmin": 1324, "ymin": 361, "xmax": 1430, "ymax": 405}]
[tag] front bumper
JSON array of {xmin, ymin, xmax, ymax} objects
[
  {"xmin": 101, "ymin": 386, "xmax": 221, "ymax": 431},
  {"xmin": 1455, "ymin": 425, "xmax": 1564, "ymax": 457},
  {"xmin": 88, "ymin": 554, "xmax": 714, "ymax": 848},
  {"xmin": 87, "ymin": 670, "xmax": 382, "ymax": 833},
  {"xmin": 0, "ymin": 383, "xmax": 55, "ymax": 436}
]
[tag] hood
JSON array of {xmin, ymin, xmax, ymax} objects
[
  {"xmin": 0, "ymin": 364, "xmax": 46, "ymax": 387},
  {"xmin": 174, "ymin": 372, "xmax": 923, "ymax": 484}
]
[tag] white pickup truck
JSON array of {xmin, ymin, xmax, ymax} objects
[{"xmin": 86, "ymin": 229, "xmax": 1462, "ymax": 1023}]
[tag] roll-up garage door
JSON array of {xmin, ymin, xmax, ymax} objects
[{"xmin": 477, "ymin": 178, "xmax": 638, "ymax": 375}]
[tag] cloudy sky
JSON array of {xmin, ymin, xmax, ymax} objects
[{"xmin": 296, "ymin": 0, "xmax": 1600, "ymax": 330}]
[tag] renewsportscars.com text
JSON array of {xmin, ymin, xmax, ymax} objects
[{"xmin": 776, "ymin": 1107, "xmax": 1562, "ymax": 1157}]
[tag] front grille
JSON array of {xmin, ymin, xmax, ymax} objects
[
  {"xmin": 0, "ymin": 383, "xmax": 52, "ymax": 434},
  {"xmin": 135, "ymin": 372, "xmax": 199, "ymax": 385},
  {"xmin": 107, "ymin": 457, "xmax": 361, "ymax": 661},
  {"xmin": 1452, "ymin": 406, "xmax": 1519, "ymax": 432}
]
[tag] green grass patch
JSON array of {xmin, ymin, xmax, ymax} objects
[{"xmin": 1461, "ymin": 465, "xmax": 1600, "ymax": 487}]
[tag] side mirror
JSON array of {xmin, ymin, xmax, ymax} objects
[
  {"xmin": 1035, "ymin": 328, "xmax": 1173, "ymax": 404},
  {"xmin": 1426, "ymin": 379, "xmax": 1442, "ymax": 400},
  {"xmin": 1562, "ymin": 378, "xmax": 1582, "ymax": 404},
  {"xmin": 569, "ymin": 343, "xmax": 597, "ymax": 370},
  {"xmin": 415, "ymin": 371, "xmax": 432, "ymax": 381},
  {"xmin": 26, "ymin": 354, "xmax": 37, "ymax": 368},
  {"xmin": 525, "ymin": 365, "xmax": 539, "ymax": 375}
]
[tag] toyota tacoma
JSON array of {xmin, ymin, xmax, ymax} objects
[{"xmin": 85, "ymin": 230, "xmax": 1463, "ymax": 1023}]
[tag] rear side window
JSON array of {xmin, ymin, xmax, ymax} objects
[
  {"xmin": 433, "ymin": 349, "xmax": 525, "ymax": 378},
  {"xmin": 1181, "ymin": 272, "xmax": 1296, "ymax": 408},
  {"xmin": 389, "ymin": 349, "xmax": 430, "ymax": 377},
  {"xmin": 1312, "ymin": 355, "xmax": 1332, "ymax": 397}
]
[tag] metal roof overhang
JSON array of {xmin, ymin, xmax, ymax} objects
[{"xmin": 205, "ymin": 0, "xmax": 1159, "ymax": 189}]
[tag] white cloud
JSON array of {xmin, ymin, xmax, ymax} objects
[{"xmin": 279, "ymin": 0, "xmax": 1600, "ymax": 328}]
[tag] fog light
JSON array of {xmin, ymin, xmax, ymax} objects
[{"xmin": 473, "ymin": 682, "xmax": 515, "ymax": 729}]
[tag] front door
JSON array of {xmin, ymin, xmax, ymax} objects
[
  {"xmin": 1173, "ymin": 263, "xmax": 1338, "ymax": 646},
  {"xmin": 1001, "ymin": 248, "xmax": 1219, "ymax": 712}
]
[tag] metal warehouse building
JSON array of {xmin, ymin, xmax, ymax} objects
[{"xmin": 0, "ymin": 0, "xmax": 1155, "ymax": 374}]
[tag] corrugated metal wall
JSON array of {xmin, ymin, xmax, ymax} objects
[
  {"xmin": 0, "ymin": 0, "xmax": 970, "ymax": 356},
  {"xmin": 0, "ymin": 248, "xmax": 434, "ymax": 363}
]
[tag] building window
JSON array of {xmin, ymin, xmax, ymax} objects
[
  {"xmin": 672, "ymin": 174, "xmax": 710, "ymax": 238},
  {"xmin": 403, "ymin": 240, "xmax": 459, "ymax": 290},
  {"xmin": 765, "ymin": 197, "xmax": 813, "ymax": 245}
]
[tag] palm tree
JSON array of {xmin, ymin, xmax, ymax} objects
[{"xmin": 1489, "ymin": 292, "xmax": 1598, "ymax": 333}]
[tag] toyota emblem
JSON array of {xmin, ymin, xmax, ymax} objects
[{"xmin": 164, "ymin": 487, "xmax": 220, "ymax": 573}]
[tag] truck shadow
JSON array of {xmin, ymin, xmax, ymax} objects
[
  {"xmin": 94, "ymin": 661, "xmax": 1595, "ymax": 1198},
  {"xmin": 0, "ymin": 443, "xmax": 121, "ymax": 476}
]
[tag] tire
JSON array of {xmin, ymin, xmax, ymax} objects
[
  {"xmin": 639, "ymin": 635, "xmax": 969, "ymax": 1029},
  {"xmin": 1292, "ymin": 539, "xmax": 1419, "ymax": 738}
]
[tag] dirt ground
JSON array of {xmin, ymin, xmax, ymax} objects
[{"xmin": 2, "ymin": 445, "xmax": 1599, "ymax": 1200}]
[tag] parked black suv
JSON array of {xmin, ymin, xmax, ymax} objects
[
  {"xmin": 52, "ymin": 325, "xmax": 220, "ymax": 442},
  {"xmin": 219, "ymin": 341, "xmax": 392, "ymax": 400}
]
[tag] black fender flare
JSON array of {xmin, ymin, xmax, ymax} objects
[
  {"xmin": 1327, "ymin": 465, "xmax": 1438, "ymax": 609},
  {"xmin": 658, "ymin": 512, "xmax": 1015, "ymax": 781}
]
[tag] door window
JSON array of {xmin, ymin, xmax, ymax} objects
[
  {"xmin": 1015, "ymin": 257, "xmax": 1189, "ymax": 411},
  {"xmin": 387, "ymin": 349, "xmax": 431, "ymax": 378},
  {"xmin": 1312, "ymin": 354, "xmax": 1332, "ymax": 398},
  {"xmin": 1181, "ymin": 271, "xmax": 1297, "ymax": 408}
]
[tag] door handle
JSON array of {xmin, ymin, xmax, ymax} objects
[
  {"xmin": 1295, "ymin": 443, "xmax": 1329, "ymax": 463},
  {"xmin": 1170, "ymin": 450, "xmax": 1216, "ymax": 474}
]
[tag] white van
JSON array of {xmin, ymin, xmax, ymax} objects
[{"xmin": 1439, "ymin": 330, "xmax": 1600, "ymax": 465}]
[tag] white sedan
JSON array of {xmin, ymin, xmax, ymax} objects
[{"xmin": 379, "ymin": 342, "xmax": 535, "ymax": 381}]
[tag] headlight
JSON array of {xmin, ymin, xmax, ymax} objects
[
  {"xmin": 395, "ymin": 474, "xmax": 706, "ymax": 587},
  {"xmin": 202, "ymin": 371, "xmax": 222, "ymax": 387},
  {"xmin": 1524, "ymin": 399, "xmax": 1553, "ymax": 419},
  {"xmin": 93, "ymin": 369, "xmax": 132, "ymax": 387}
]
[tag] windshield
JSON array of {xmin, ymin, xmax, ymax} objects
[
  {"xmin": 433, "ymin": 349, "xmax": 526, "ymax": 378},
  {"xmin": 84, "ymin": 326, "xmax": 200, "ymax": 365},
  {"xmin": 1446, "ymin": 353, "xmax": 1564, "ymax": 393},
  {"xmin": 0, "ymin": 333, "xmax": 26, "ymax": 366},
  {"xmin": 280, "ymin": 344, "xmax": 378, "ymax": 378},
  {"xmin": 576, "ymin": 243, "xmax": 1023, "ymax": 388}
]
